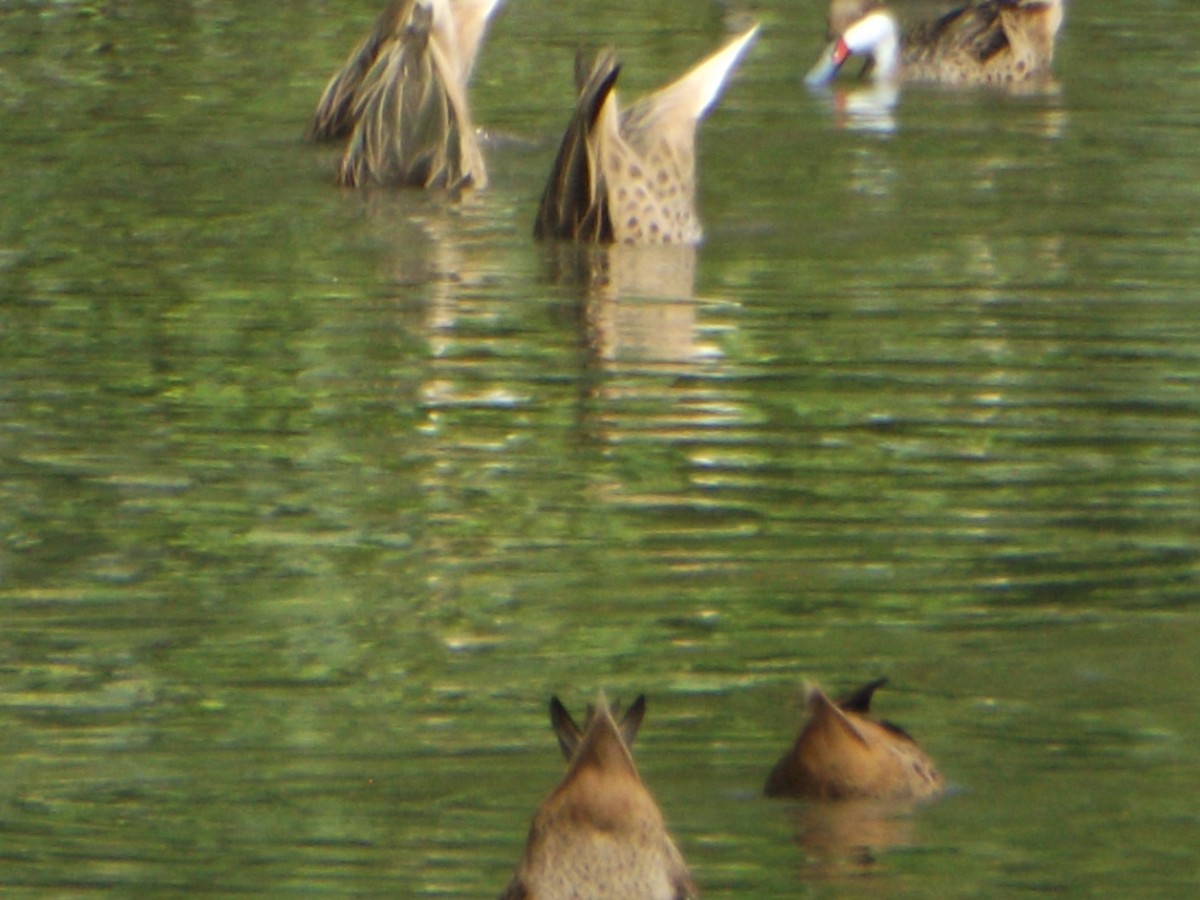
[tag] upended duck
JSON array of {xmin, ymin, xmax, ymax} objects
[
  {"xmin": 308, "ymin": 0, "xmax": 502, "ymax": 190},
  {"xmin": 765, "ymin": 679, "xmax": 944, "ymax": 802},
  {"xmin": 807, "ymin": 0, "xmax": 1065, "ymax": 90},
  {"xmin": 534, "ymin": 25, "xmax": 759, "ymax": 246},
  {"xmin": 500, "ymin": 694, "xmax": 697, "ymax": 900}
]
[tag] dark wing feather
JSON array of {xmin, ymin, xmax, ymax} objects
[
  {"xmin": 907, "ymin": 0, "xmax": 1018, "ymax": 63},
  {"xmin": 838, "ymin": 678, "xmax": 888, "ymax": 714},
  {"xmin": 619, "ymin": 694, "xmax": 646, "ymax": 748},
  {"xmin": 533, "ymin": 49, "xmax": 621, "ymax": 242},
  {"xmin": 550, "ymin": 696, "xmax": 583, "ymax": 761}
]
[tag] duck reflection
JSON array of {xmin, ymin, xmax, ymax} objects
[
  {"xmin": 544, "ymin": 242, "xmax": 708, "ymax": 366},
  {"xmin": 813, "ymin": 80, "xmax": 900, "ymax": 135},
  {"xmin": 589, "ymin": 244, "xmax": 703, "ymax": 365},
  {"xmin": 790, "ymin": 797, "xmax": 923, "ymax": 874}
]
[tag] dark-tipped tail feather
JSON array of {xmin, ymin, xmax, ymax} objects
[{"xmin": 533, "ymin": 49, "xmax": 621, "ymax": 242}]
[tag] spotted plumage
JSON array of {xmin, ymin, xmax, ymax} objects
[{"xmin": 535, "ymin": 26, "xmax": 759, "ymax": 246}]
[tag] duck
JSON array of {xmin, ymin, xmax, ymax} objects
[
  {"xmin": 500, "ymin": 694, "xmax": 697, "ymax": 900},
  {"xmin": 806, "ymin": 0, "xmax": 1064, "ymax": 90},
  {"xmin": 307, "ymin": 0, "xmax": 502, "ymax": 190},
  {"xmin": 534, "ymin": 25, "xmax": 759, "ymax": 246},
  {"xmin": 764, "ymin": 678, "xmax": 944, "ymax": 802}
]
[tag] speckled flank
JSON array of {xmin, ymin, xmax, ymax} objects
[
  {"xmin": 904, "ymin": 2, "xmax": 1063, "ymax": 88},
  {"xmin": 605, "ymin": 135, "xmax": 699, "ymax": 246}
]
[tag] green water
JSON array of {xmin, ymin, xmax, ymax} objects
[{"xmin": 2, "ymin": 0, "xmax": 1199, "ymax": 896}]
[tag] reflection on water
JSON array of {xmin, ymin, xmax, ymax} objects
[
  {"xmin": 546, "ymin": 242, "xmax": 706, "ymax": 363},
  {"xmin": 2, "ymin": 0, "xmax": 1200, "ymax": 897},
  {"xmin": 810, "ymin": 82, "xmax": 901, "ymax": 134},
  {"xmin": 790, "ymin": 798, "xmax": 923, "ymax": 875}
]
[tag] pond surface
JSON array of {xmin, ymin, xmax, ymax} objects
[{"xmin": 2, "ymin": 0, "xmax": 1199, "ymax": 896}]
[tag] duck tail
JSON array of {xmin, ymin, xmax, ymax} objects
[{"xmin": 335, "ymin": 0, "xmax": 489, "ymax": 189}]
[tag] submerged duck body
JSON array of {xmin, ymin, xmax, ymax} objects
[
  {"xmin": 501, "ymin": 694, "xmax": 696, "ymax": 900},
  {"xmin": 308, "ymin": 0, "xmax": 501, "ymax": 189},
  {"xmin": 534, "ymin": 26, "xmax": 759, "ymax": 246},
  {"xmin": 765, "ymin": 679, "xmax": 944, "ymax": 802},
  {"xmin": 808, "ymin": 0, "xmax": 1064, "ymax": 90}
]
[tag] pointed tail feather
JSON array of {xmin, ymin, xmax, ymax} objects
[{"xmin": 647, "ymin": 24, "xmax": 759, "ymax": 125}]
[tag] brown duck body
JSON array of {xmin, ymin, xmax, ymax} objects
[
  {"xmin": 501, "ymin": 695, "xmax": 696, "ymax": 900},
  {"xmin": 534, "ymin": 26, "xmax": 758, "ymax": 246},
  {"xmin": 308, "ymin": 0, "xmax": 500, "ymax": 189},
  {"xmin": 902, "ymin": 0, "xmax": 1064, "ymax": 87},
  {"xmin": 765, "ymin": 679, "xmax": 944, "ymax": 802}
]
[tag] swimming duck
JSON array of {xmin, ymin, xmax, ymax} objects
[
  {"xmin": 534, "ymin": 25, "xmax": 759, "ymax": 246},
  {"xmin": 807, "ymin": 0, "xmax": 1064, "ymax": 90},
  {"xmin": 308, "ymin": 0, "xmax": 501, "ymax": 190},
  {"xmin": 500, "ymin": 694, "xmax": 697, "ymax": 900},
  {"xmin": 764, "ymin": 679, "xmax": 944, "ymax": 802}
]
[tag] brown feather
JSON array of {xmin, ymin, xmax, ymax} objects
[
  {"xmin": 309, "ymin": 0, "xmax": 496, "ymax": 189},
  {"xmin": 308, "ymin": 1, "xmax": 413, "ymax": 141}
]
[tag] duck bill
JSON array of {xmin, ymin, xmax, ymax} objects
[{"xmin": 804, "ymin": 39, "xmax": 849, "ymax": 88}]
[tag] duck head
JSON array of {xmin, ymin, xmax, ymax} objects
[
  {"xmin": 806, "ymin": 10, "xmax": 901, "ymax": 87},
  {"xmin": 500, "ymin": 694, "xmax": 696, "ymax": 900},
  {"xmin": 764, "ymin": 678, "xmax": 944, "ymax": 802}
]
